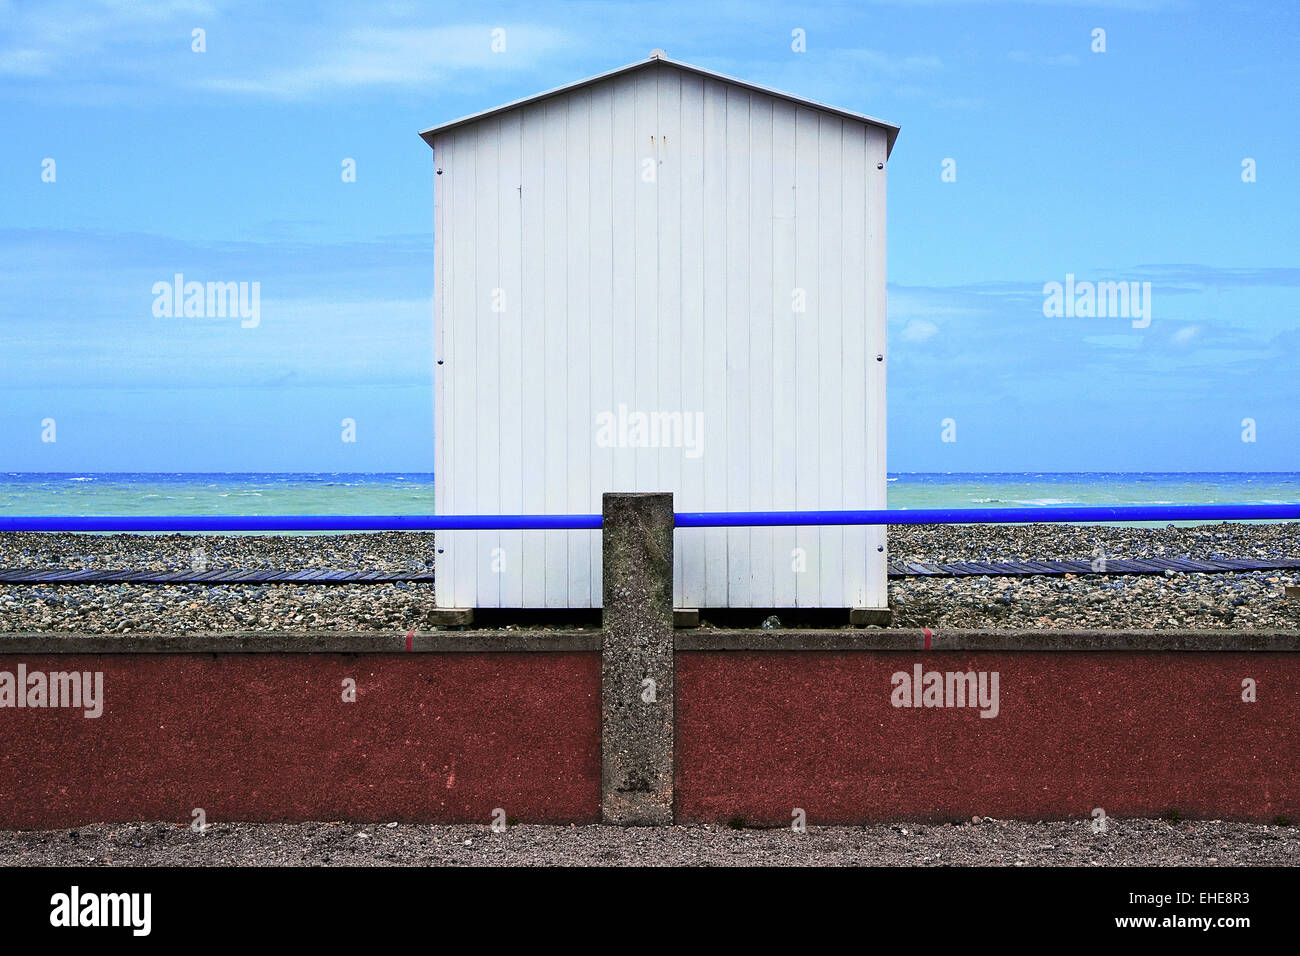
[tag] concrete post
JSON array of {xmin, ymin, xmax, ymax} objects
[{"xmin": 601, "ymin": 492, "xmax": 675, "ymax": 825}]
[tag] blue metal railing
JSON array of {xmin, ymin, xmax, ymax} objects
[
  {"xmin": 0, "ymin": 514, "xmax": 601, "ymax": 533},
  {"xmin": 0, "ymin": 502, "xmax": 1298, "ymax": 533},
  {"xmin": 675, "ymin": 503, "xmax": 1300, "ymax": 526}
]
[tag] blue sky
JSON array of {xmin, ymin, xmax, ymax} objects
[{"xmin": 1, "ymin": 0, "xmax": 1297, "ymax": 473}]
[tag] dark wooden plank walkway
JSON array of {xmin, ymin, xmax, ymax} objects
[
  {"xmin": 0, "ymin": 556, "xmax": 1296, "ymax": 585},
  {"xmin": 886, "ymin": 556, "xmax": 1300, "ymax": 578},
  {"xmin": 0, "ymin": 569, "xmax": 437, "ymax": 585}
]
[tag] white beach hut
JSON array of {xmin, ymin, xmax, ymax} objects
[{"xmin": 421, "ymin": 52, "xmax": 897, "ymax": 615}]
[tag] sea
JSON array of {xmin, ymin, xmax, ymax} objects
[{"xmin": 1, "ymin": 473, "xmax": 1297, "ymax": 524}]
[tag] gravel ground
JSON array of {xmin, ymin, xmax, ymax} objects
[
  {"xmin": 1, "ymin": 818, "xmax": 1296, "ymax": 867},
  {"xmin": 0, "ymin": 523, "xmax": 1296, "ymax": 632}
]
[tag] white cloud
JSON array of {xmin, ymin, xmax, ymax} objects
[
  {"xmin": 0, "ymin": 3, "xmax": 577, "ymax": 101},
  {"xmin": 889, "ymin": 286, "xmax": 987, "ymax": 320},
  {"xmin": 0, "ymin": 0, "xmax": 213, "ymax": 76},
  {"xmin": 900, "ymin": 319, "xmax": 940, "ymax": 342},
  {"xmin": 0, "ymin": 47, "xmax": 51, "ymax": 76},
  {"xmin": 1008, "ymin": 50, "xmax": 1081, "ymax": 67},
  {"xmin": 200, "ymin": 24, "xmax": 574, "ymax": 99}
]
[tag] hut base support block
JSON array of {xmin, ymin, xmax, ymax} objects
[{"xmin": 850, "ymin": 607, "xmax": 893, "ymax": 628}]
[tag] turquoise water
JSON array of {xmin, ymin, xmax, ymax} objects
[
  {"xmin": 887, "ymin": 472, "xmax": 1300, "ymax": 509},
  {"xmin": 0, "ymin": 473, "xmax": 436, "ymax": 517},
  {"xmin": 1, "ymin": 473, "xmax": 1297, "ymax": 522}
]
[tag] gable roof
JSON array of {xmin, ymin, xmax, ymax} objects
[{"xmin": 419, "ymin": 53, "xmax": 900, "ymax": 157}]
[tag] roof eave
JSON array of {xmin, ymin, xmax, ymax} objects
[{"xmin": 419, "ymin": 55, "xmax": 900, "ymax": 157}]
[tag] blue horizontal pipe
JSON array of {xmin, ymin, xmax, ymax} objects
[
  {"xmin": 0, "ymin": 514, "xmax": 603, "ymax": 533},
  {"xmin": 676, "ymin": 503, "xmax": 1300, "ymax": 526},
  {"xmin": 0, "ymin": 503, "xmax": 1296, "ymax": 534}
]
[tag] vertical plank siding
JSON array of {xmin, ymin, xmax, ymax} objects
[{"xmin": 433, "ymin": 62, "xmax": 888, "ymax": 609}]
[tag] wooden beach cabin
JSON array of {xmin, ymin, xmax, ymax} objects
[{"xmin": 420, "ymin": 52, "xmax": 898, "ymax": 617}]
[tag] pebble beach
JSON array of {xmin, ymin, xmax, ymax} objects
[{"xmin": 0, "ymin": 522, "xmax": 1296, "ymax": 633}]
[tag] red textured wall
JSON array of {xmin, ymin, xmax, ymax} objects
[
  {"xmin": 676, "ymin": 651, "xmax": 1300, "ymax": 824},
  {"xmin": 0, "ymin": 654, "xmax": 600, "ymax": 828}
]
